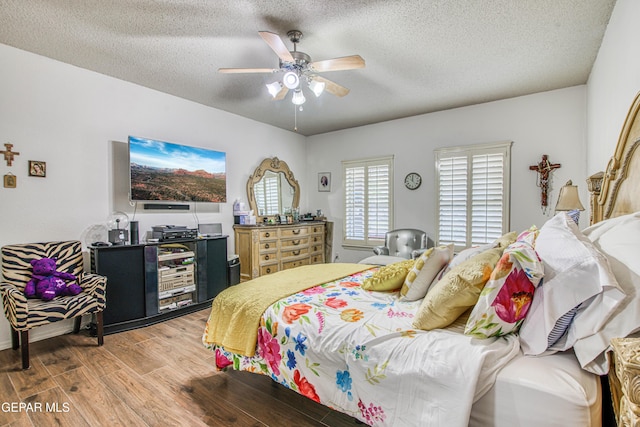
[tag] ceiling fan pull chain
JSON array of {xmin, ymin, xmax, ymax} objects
[{"xmin": 294, "ymin": 104, "xmax": 298, "ymax": 132}]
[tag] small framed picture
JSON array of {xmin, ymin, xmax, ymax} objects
[
  {"xmin": 29, "ymin": 160, "xmax": 46, "ymax": 177},
  {"xmin": 318, "ymin": 172, "xmax": 331, "ymax": 192},
  {"xmin": 3, "ymin": 173, "xmax": 16, "ymax": 188}
]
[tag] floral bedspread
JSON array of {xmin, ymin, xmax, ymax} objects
[{"xmin": 203, "ymin": 268, "xmax": 520, "ymax": 426}]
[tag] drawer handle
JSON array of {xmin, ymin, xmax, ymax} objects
[
  {"xmin": 313, "ymin": 228, "xmax": 318, "ymax": 232},
  {"xmin": 266, "ymin": 268, "xmax": 271, "ymax": 274},
  {"xmin": 293, "ymin": 239, "xmax": 300, "ymax": 245},
  {"xmin": 292, "ymin": 229, "xmax": 301, "ymax": 235},
  {"xmin": 293, "ymin": 250, "xmax": 300, "ymax": 256},
  {"xmin": 265, "ymin": 243, "xmax": 270, "ymax": 249},
  {"xmin": 313, "ymin": 237, "xmax": 318, "ymax": 242},
  {"xmin": 265, "ymin": 232, "xmax": 270, "ymax": 238},
  {"xmin": 265, "ymin": 255, "xmax": 269, "ymax": 260}
]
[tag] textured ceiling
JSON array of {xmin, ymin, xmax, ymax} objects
[{"xmin": 0, "ymin": 1, "xmax": 616, "ymax": 136}]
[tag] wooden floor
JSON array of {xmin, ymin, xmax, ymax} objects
[{"xmin": 0, "ymin": 308, "xmax": 359, "ymax": 427}]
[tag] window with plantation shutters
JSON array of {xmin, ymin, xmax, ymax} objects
[
  {"xmin": 435, "ymin": 142, "xmax": 511, "ymax": 251},
  {"xmin": 343, "ymin": 156, "xmax": 394, "ymax": 247}
]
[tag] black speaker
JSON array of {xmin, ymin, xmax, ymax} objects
[
  {"xmin": 143, "ymin": 203, "xmax": 189, "ymax": 210},
  {"xmin": 130, "ymin": 221, "xmax": 139, "ymax": 245}
]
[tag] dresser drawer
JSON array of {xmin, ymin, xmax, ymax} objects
[
  {"xmin": 310, "ymin": 232, "xmax": 323, "ymax": 242},
  {"xmin": 282, "ymin": 258, "xmax": 310, "ymax": 270},
  {"xmin": 281, "ymin": 237, "xmax": 308, "ymax": 249},
  {"xmin": 309, "ymin": 243, "xmax": 323, "ymax": 254},
  {"xmin": 281, "ymin": 227, "xmax": 308, "ymax": 238},
  {"xmin": 259, "ymin": 230, "xmax": 279, "ymax": 240},
  {"xmin": 281, "ymin": 247, "xmax": 309, "ymax": 259},
  {"xmin": 259, "ymin": 253, "xmax": 277, "ymax": 263},
  {"xmin": 260, "ymin": 264, "xmax": 279, "ymax": 275},
  {"xmin": 259, "ymin": 241, "xmax": 277, "ymax": 251},
  {"xmin": 310, "ymin": 254, "xmax": 324, "ymax": 264},
  {"xmin": 309, "ymin": 225, "xmax": 324, "ymax": 235}
]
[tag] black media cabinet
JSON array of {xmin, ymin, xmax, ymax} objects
[{"xmin": 90, "ymin": 236, "xmax": 228, "ymax": 334}]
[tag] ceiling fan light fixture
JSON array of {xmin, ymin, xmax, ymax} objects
[
  {"xmin": 309, "ymin": 79, "xmax": 325, "ymax": 97},
  {"xmin": 292, "ymin": 89, "xmax": 306, "ymax": 105},
  {"xmin": 266, "ymin": 81, "xmax": 282, "ymax": 98},
  {"xmin": 283, "ymin": 71, "xmax": 300, "ymax": 89}
]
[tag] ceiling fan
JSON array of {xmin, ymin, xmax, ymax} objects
[{"xmin": 219, "ymin": 30, "xmax": 365, "ymax": 104}]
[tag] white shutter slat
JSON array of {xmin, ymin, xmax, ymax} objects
[
  {"xmin": 436, "ymin": 142, "xmax": 511, "ymax": 249},
  {"xmin": 344, "ymin": 157, "xmax": 393, "ymax": 245},
  {"xmin": 437, "ymin": 154, "xmax": 468, "ymax": 248}
]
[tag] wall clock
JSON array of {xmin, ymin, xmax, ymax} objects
[{"xmin": 404, "ymin": 172, "xmax": 422, "ymax": 190}]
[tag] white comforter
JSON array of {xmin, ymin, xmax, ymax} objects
[{"xmin": 206, "ymin": 268, "xmax": 520, "ymax": 426}]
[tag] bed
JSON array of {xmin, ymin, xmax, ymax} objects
[{"xmin": 203, "ymin": 91, "xmax": 640, "ymax": 426}]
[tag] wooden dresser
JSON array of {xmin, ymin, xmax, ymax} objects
[{"xmin": 233, "ymin": 222, "xmax": 326, "ymax": 282}]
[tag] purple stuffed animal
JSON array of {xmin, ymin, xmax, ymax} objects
[{"xmin": 24, "ymin": 257, "xmax": 81, "ymax": 301}]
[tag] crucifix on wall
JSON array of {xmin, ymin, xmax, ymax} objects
[
  {"xmin": 1, "ymin": 143, "xmax": 20, "ymax": 166},
  {"xmin": 529, "ymin": 154, "xmax": 561, "ymax": 211}
]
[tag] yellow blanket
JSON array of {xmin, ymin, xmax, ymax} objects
[{"xmin": 203, "ymin": 263, "xmax": 373, "ymax": 356}]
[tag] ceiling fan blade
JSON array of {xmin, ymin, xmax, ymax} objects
[
  {"xmin": 218, "ymin": 67, "xmax": 278, "ymax": 74},
  {"xmin": 311, "ymin": 55, "xmax": 365, "ymax": 72},
  {"xmin": 313, "ymin": 75, "xmax": 350, "ymax": 97},
  {"xmin": 273, "ymin": 86, "xmax": 289, "ymax": 101},
  {"xmin": 258, "ymin": 31, "xmax": 295, "ymax": 63}
]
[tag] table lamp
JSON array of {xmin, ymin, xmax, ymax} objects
[{"xmin": 555, "ymin": 180, "xmax": 585, "ymax": 224}]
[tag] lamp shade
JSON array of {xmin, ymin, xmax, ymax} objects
[
  {"xmin": 309, "ymin": 79, "xmax": 325, "ymax": 97},
  {"xmin": 291, "ymin": 89, "xmax": 306, "ymax": 105},
  {"xmin": 266, "ymin": 81, "xmax": 282, "ymax": 98},
  {"xmin": 555, "ymin": 180, "xmax": 585, "ymax": 211}
]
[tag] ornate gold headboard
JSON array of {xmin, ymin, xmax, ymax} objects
[
  {"xmin": 586, "ymin": 91, "xmax": 640, "ymax": 426},
  {"xmin": 589, "ymin": 92, "xmax": 640, "ymax": 224}
]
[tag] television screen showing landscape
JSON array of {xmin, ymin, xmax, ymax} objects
[{"xmin": 129, "ymin": 136, "xmax": 226, "ymax": 203}]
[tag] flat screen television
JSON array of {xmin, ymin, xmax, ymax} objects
[{"xmin": 128, "ymin": 136, "xmax": 226, "ymax": 203}]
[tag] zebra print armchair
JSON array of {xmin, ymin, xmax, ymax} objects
[{"xmin": 0, "ymin": 240, "xmax": 106, "ymax": 369}]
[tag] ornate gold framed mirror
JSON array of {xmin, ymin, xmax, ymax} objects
[{"xmin": 247, "ymin": 157, "xmax": 300, "ymax": 220}]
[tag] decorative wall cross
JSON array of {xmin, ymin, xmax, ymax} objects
[
  {"xmin": 529, "ymin": 154, "xmax": 561, "ymax": 209},
  {"xmin": 1, "ymin": 143, "xmax": 20, "ymax": 166}
]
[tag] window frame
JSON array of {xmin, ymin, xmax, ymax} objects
[
  {"xmin": 434, "ymin": 141, "xmax": 512, "ymax": 251},
  {"xmin": 342, "ymin": 155, "xmax": 394, "ymax": 249}
]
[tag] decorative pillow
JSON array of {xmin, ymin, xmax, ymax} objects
[
  {"xmin": 446, "ymin": 243, "xmax": 493, "ymax": 272},
  {"xmin": 464, "ymin": 240, "xmax": 543, "ymax": 338},
  {"xmin": 516, "ymin": 225, "xmax": 539, "ymax": 247},
  {"xmin": 441, "ymin": 231, "xmax": 517, "ymax": 276},
  {"xmin": 518, "ymin": 213, "xmax": 624, "ymax": 359},
  {"xmin": 400, "ymin": 244, "xmax": 454, "ymax": 301},
  {"xmin": 362, "ymin": 259, "xmax": 415, "ymax": 291},
  {"xmin": 358, "ymin": 255, "xmax": 407, "ymax": 266},
  {"xmin": 493, "ymin": 231, "xmax": 518, "ymax": 249},
  {"xmin": 574, "ymin": 211, "xmax": 640, "ymax": 374},
  {"xmin": 413, "ymin": 246, "xmax": 504, "ymax": 330}
]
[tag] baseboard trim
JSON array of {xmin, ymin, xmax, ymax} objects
[{"xmin": 0, "ymin": 317, "xmax": 91, "ymax": 351}]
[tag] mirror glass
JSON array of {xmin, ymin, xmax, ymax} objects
[{"xmin": 247, "ymin": 157, "xmax": 300, "ymax": 219}]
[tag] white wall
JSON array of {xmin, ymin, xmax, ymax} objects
[
  {"xmin": 0, "ymin": 44, "xmax": 307, "ymax": 349},
  {"xmin": 0, "ymin": 0, "xmax": 635, "ymax": 350},
  {"xmin": 307, "ymin": 87, "xmax": 588, "ymax": 263},
  {"xmin": 587, "ymin": 0, "xmax": 640, "ymax": 175}
]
